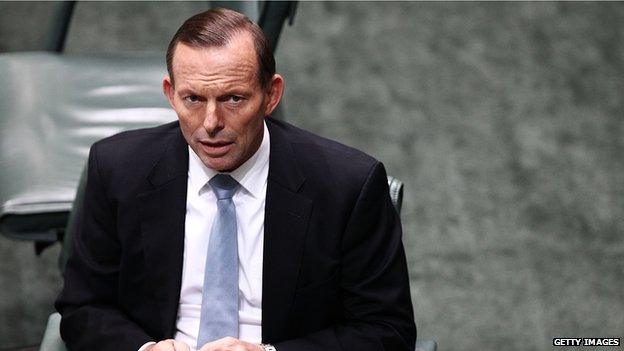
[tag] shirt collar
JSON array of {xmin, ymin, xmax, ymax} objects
[{"xmin": 188, "ymin": 120, "xmax": 270, "ymax": 198}]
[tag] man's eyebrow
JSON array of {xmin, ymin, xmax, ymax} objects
[
  {"xmin": 178, "ymin": 84, "xmax": 254, "ymax": 95},
  {"xmin": 177, "ymin": 88, "xmax": 197, "ymax": 95}
]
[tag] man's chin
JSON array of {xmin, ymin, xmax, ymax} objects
[{"xmin": 199, "ymin": 155, "xmax": 237, "ymax": 172}]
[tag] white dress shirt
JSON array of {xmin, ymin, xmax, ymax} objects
[{"xmin": 141, "ymin": 121, "xmax": 269, "ymax": 351}]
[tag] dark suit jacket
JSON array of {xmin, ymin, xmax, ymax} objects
[{"xmin": 56, "ymin": 117, "xmax": 416, "ymax": 351}]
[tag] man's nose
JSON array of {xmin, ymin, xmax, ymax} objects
[{"xmin": 203, "ymin": 102, "xmax": 223, "ymax": 135}]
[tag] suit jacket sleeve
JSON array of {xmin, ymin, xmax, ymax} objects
[
  {"xmin": 273, "ymin": 162, "xmax": 416, "ymax": 351},
  {"xmin": 55, "ymin": 144, "xmax": 153, "ymax": 350}
]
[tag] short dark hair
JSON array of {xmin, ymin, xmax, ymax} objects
[{"xmin": 166, "ymin": 8, "xmax": 275, "ymax": 88}]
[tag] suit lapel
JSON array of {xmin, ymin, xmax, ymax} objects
[
  {"xmin": 262, "ymin": 119, "xmax": 312, "ymax": 342},
  {"xmin": 137, "ymin": 129, "xmax": 189, "ymax": 338}
]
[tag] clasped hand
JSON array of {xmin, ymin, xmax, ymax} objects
[{"xmin": 147, "ymin": 337, "xmax": 263, "ymax": 351}]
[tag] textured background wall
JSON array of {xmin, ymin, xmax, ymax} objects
[{"xmin": 1, "ymin": 2, "xmax": 623, "ymax": 350}]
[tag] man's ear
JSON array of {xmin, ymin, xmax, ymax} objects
[
  {"xmin": 264, "ymin": 74, "xmax": 284, "ymax": 116},
  {"xmin": 163, "ymin": 76, "xmax": 176, "ymax": 109}
]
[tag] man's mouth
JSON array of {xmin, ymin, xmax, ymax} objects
[{"xmin": 199, "ymin": 140, "xmax": 234, "ymax": 156}]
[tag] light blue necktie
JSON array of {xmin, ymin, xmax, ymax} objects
[{"xmin": 197, "ymin": 174, "xmax": 240, "ymax": 348}]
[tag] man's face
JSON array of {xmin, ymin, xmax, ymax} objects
[{"xmin": 163, "ymin": 32, "xmax": 283, "ymax": 172}]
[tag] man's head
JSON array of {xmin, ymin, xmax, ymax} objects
[{"xmin": 163, "ymin": 8, "xmax": 284, "ymax": 172}]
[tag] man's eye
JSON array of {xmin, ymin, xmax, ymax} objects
[
  {"xmin": 229, "ymin": 95, "xmax": 244, "ymax": 103},
  {"xmin": 184, "ymin": 95, "xmax": 201, "ymax": 103}
]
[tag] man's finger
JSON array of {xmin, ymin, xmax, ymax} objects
[
  {"xmin": 199, "ymin": 337, "xmax": 233, "ymax": 351},
  {"xmin": 149, "ymin": 339, "xmax": 183, "ymax": 351},
  {"xmin": 199, "ymin": 337, "xmax": 262, "ymax": 351},
  {"xmin": 172, "ymin": 340, "xmax": 191, "ymax": 351}
]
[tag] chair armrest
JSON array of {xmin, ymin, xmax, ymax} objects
[
  {"xmin": 39, "ymin": 313, "xmax": 67, "ymax": 351},
  {"xmin": 416, "ymin": 339, "xmax": 438, "ymax": 351}
]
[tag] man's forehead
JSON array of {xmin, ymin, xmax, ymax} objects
[{"xmin": 171, "ymin": 32, "xmax": 259, "ymax": 77}]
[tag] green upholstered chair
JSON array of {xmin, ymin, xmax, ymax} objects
[{"xmin": 0, "ymin": 52, "xmax": 177, "ymax": 247}]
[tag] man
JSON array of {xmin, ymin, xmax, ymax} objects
[{"xmin": 56, "ymin": 8, "xmax": 416, "ymax": 351}]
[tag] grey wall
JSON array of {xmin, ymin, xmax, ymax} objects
[{"xmin": 1, "ymin": 2, "xmax": 623, "ymax": 350}]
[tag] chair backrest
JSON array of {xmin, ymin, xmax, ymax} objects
[
  {"xmin": 387, "ymin": 176, "xmax": 404, "ymax": 214},
  {"xmin": 32, "ymin": 1, "xmax": 298, "ymax": 53}
]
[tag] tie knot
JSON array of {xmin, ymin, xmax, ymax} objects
[{"xmin": 209, "ymin": 174, "xmax": 239, "ymax": 200}]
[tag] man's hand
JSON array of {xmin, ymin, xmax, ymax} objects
[
  {"xmin": 199, "ymin": 337, "xmax": 263, "ymax": 351},
  {"xmin": 145, "ymin": 339, "xmax": 191, "ymax": 351}
]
